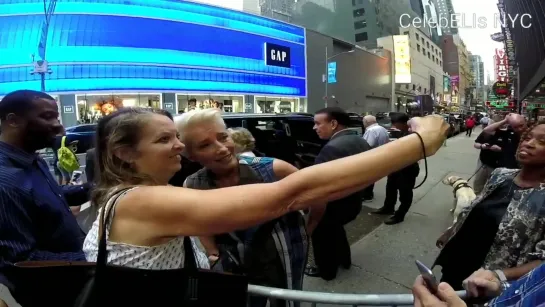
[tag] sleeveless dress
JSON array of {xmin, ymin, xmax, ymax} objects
[{"xmin": 83, "ymin": 188, "xmax": 210, "ymax": 269}]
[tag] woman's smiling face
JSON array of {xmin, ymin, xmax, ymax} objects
[{"xmin": 183, "ymin": 119, "xmax": 238, "ymax": 173}]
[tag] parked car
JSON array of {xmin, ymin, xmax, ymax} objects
[{"xmin": 64, "ymin": 124, "xmax": 97, "ymax": 154}]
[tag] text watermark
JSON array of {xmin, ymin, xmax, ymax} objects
[{"xmin": 399, "ymin": 13, "xmax": 532, "ymax": 29}]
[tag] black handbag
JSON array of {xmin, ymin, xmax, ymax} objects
[{"xmin": 9, "ymin": 189, "xmax": 249, "ymax": 307}]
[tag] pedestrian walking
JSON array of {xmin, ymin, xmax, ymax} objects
[{"xmin": 465, "ymin": 116, "xmax": 476, "ymax": 137}]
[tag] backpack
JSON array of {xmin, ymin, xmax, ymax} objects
[{"xmin": 57, "ymin": 136, "xmax": 80, "ymax": 172}]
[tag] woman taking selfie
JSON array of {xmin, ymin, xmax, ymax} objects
[{"xmin": 82, "ymin": 108, "xmax": 447, "ymax": 273}]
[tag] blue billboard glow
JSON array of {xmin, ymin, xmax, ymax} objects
[{"xmin": 0, "ymin": 0, "xmax": 307, "ymax": 97}]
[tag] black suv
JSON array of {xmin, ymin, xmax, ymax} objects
[{"xmin": 221, "ymin": 113, "xmax": 363, "ymax": 169}]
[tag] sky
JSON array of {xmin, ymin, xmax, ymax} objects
[{"xmin": 450, "ymin": 0, "xmax": 504, "ymax": 84}]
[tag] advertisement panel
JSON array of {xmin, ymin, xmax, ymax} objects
[
  {"xmin": 0, "ymin": 0, "xmax": 307, "ymax": 97},
  {"xmin": 443, "ymin": 76, "xmax": 451, "ymax": 93},
  {"xmin": 393, "ymin": 35, "xmax": 411, "ymax": 84},
  {"xmin": 495, "ymin": 48, "xmax": 509, "ymax": 82},
  {"xmin": 450, "ymin": 75, "xmax": 459, "ymax": 94}
]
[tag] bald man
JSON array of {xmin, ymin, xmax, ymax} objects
[
  {"xmin": 362, "ymin": 115, "xmax": 390, "ymax": 201},
  {"xmin": 473, "ymin": 113, "xmax": 527, "ymax": 193}
]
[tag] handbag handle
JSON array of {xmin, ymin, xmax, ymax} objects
[
  {"xmin": 96, "ymin": 188, "xmax": 132, "ymax": 267},
  {"xmin": 182, "ymin": 236, "xmax": 198, "ymax": 271}
]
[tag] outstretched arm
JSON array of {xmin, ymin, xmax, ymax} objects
[{"xmin": 117, "ymin": 116, "xmax": 448, "ymax": 238}]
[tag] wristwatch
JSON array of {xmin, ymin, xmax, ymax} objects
[{"xmin": 493, "ymin": 270, "xmax": 510, "ymax": 291}]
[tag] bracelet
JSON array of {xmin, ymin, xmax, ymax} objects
[
  {"xmin": 412, "ymin": 132, "xmax": 427, "ymax": 189},
  {"xmin": 493, "ymin": 269, "xmax": 507, "ymax": 282}
]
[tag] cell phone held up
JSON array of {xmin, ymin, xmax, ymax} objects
[{"xmin": 415, "ymin": 260, "xmax": 439, "ymax": 294}]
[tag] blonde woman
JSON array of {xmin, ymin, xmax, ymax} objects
[{"xmin": 228, "ymin": 127, "xmax": 260, "ymax": 157}]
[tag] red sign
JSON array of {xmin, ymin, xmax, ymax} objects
[{"xmin": 495, "ymin": 48, "xmax": 509, "ymax": 82}]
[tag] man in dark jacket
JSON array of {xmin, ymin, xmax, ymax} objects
[
  {"xmin": 373, "ymin": 113, "xmax": 420, "ymax": 225},
  {"xmin": 305, "ymin": 107, "xmax": 371, "ymax": 280}
]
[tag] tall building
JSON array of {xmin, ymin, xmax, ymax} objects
[
  {"xmin": 421, "ymin": 0, "xmax": 440, "ymax": 45},
  {"xmin": 470, "ymin": 54, "xmax": 485, "ymax": 105},
  {"xmin": 500, "ymin": 0, "xmax": 545, "ymax": 100},
  {"xmin": 258, "ymin": 0, "xmax": 297, "ymax": 22},
  {"xmin": 377, "ymin": 26, "xmax": 444, "ymax": 111},
  {"xmin": 441, "ymin": 34, "xmax": 470, "ymax": 110},
  {"xmin": 432, "ymin": 0, "xmax": 458, "ymax": 35},
  {"xmin": 249, "ymin": 0, "xmax": 420, "ymax": 48}
]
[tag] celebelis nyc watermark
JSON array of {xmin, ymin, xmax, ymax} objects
[{"xmin": 400, "ymin": 13, "xmax": 532, "ymax": 30}]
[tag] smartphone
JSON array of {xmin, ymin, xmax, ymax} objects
[
  {"xmin": 71, "ymin": 171, "xmax": 83, "ymax": 184},
  {"xmin": 416, "ymin": 260, "xmax": 439, "ymax": 293}
]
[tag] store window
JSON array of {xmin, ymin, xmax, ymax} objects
[
  {"xmin": 176, "ymin": 94, "xmax": 244, "ymax": 113},
  {"xmin": 75, "ymin": 93, "xmax": 160, "ymax": 124},
  {"xmin": 254, "ymin": 97, "xmax": 300, "ymax": 114}
]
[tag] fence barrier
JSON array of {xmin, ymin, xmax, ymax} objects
[{"xmin": 247, "ymin": 284, "xmax": 468, "ymax": 306}]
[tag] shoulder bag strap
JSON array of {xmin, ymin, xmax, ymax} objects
[
  {"xmin": 183, "ymin": 236, "xmax": 198, "ymax": 271},
  {"xmin": 96, "ymin": 188, "xmax": 133, "ymax": 267},
  {"xmin": 61, "ymin": 136, "xmax": 66, "ymax": 148}
]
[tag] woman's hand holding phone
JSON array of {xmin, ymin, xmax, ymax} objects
[{"xmin": 412, "ymin": 276, "xmax": 467, "ymax": 307}]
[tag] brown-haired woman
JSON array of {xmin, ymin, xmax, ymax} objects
[
  {"xmin": 82, "ymin": 107, "xmax": 448, "ymax": 272},
  {"xmin": 435, "ymin": 121, "xmax": 545, "ymax": 290}
]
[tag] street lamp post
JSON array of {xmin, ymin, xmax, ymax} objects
[
  {"xmin": 31, "ymin": 0, "xmax": 57, "ymax": 92},
  {"xmin": 324, "ymin": 47, "xmax": 355, "ymax": 107}
]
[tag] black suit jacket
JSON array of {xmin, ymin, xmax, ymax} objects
[{"xmin": 315, "ymin": 129, "xmax": 371, "ymax": 224}]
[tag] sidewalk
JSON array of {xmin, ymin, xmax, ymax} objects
[{"xmin": 302, "ymin": 131, "xmax": 480, "ymax": 304}]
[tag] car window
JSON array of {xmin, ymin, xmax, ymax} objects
[
  {"xmin": 70, "ymin": 125, "xmax": 96, "ymax": 133},
  {"xmin": 287, "ymin": 119, "xmax": 324, "ymax": 144},
  {"xmin": 223, "ymin": 118, "xmax": 244, "ymax": 128}
]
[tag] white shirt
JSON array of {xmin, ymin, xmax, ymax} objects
[{"xmin": 363, "ymin": 123, "xmax": 390, "ymax": 148}]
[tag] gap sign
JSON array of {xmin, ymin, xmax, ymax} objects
[{"xmin": 264, "ymin": 43, "xmax": 291, "ymax": 68}]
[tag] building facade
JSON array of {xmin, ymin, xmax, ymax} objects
[
  {"xmin": 0, "ymin": 0, "xmax": 396, "ymax": 126},
  {"xmin": 377, "ymin": 26, "xmax": 443, "ymax": 111},
  {"xmin": 432, "ymin": 0, "xmax": 458, "ymax": 35},
  {"xmin": 249, "ymin": 0, "xmax": 420, "ymax": 49},
  {"xmin": 307, "ymin": 30, "xmax": 393, "ymax": 114},
  {"xmin": 470, "ymin": 54, "xmax": 485, "ymax": 106},
  {"xmin": 0, "ymin": 0, "xmax": 307, "ymax": 127},
  {"xmin": 441, "ymin": 34, "xmax": 470, "ymax": 111},
  {"xmin": 500, "ymin": 0, "xmax": 545, "ymax": 99}
]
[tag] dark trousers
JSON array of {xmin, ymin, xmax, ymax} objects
[
  {"xmin": 466, "ymin": 127, "xmax": 474, "ymax": 137},
  {"xmin": 362, "ymin": 183, "xmax": 374, "ymax": 200},
  {"xmin": 311, "ymin": 213, "xmax": 351, "ymax": 280},
  {"xmin": 383, "ymin": 171, "xmax": 417, "ymax": 217}
]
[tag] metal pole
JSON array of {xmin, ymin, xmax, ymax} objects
[
  {"xmin": 325, "ymin": 46, "xmax": 328, "ymax": 108},
  {"xmin": 40, "ymin": 73, "xmax": 46, "ymax": 92},
  {"xmin": 516, "ymin": 66, "xmax": 521, "ymax": 114}
]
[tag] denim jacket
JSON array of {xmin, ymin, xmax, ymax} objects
[{"xmin": 487, "ymin": 262, "xmax": 545, "ymax": 307}]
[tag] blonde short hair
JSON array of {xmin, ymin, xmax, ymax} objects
[
  {"xmin": 228, "ymin": 127, "xmax": 256, "ymax": 153},
  {"xmin": 174, "ymin": 109, "xmax": 225, "ymax": 143}
]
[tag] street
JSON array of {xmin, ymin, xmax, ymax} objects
[{"xmin": 302, "ymin": 130, "xmax": 480, "ymax": 304}]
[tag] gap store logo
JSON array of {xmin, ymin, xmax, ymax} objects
[{"xmin": 0, "ymin": 0, "xmax": 307, "ymax": 97}]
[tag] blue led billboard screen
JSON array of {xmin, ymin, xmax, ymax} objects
[{"xmin": 0, "ymin": 0, "xmax": 307, "ymax": 97}]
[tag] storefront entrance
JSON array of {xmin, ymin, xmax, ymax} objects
[
  {"xmin": 75, "ymin": 93, "xmax": 161, "ymax": 124},
  {"xmin": 254, "ymin": 97, "xmax": 300, "ymax": 114},
  {"xmin": 176, "ymin": 94, "xmax": 244, "ymax": 113}
]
